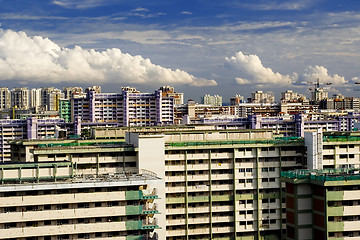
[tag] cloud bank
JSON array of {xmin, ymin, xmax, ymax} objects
[
  {"xmin": 0, "ymin": 29, "xmax": 217, "ymax": 87},
  {"xmin": 301, "ymin": 65, "xmax": 347, "ymax": 85},
  {"xmin": 225, "ymin": 51, "xmax": 296, "ymax": 85},
  {"xmin": 226, "ymin": 51, "xmax": 349, "ymax": 87}
]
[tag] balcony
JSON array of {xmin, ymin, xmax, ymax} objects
[
  {"xmin": 0, "ymin": 191, "xmax": 126, "ymax": 208},
  {"xmin": 0, "ymin": 222, "xmax": 127, "ymax": 239}
]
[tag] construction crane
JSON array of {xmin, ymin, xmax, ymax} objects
[{"xmin": 307, "ymin": 78, "xmax": 332, "ymax": 92}]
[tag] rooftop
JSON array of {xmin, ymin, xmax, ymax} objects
[
  {"xmin": 281, "ymin": 168, "xmax": 360, "ymax": 185},
  {"xmin": 0, "ymin": 170, "xmax": 160, "ymax": 192}
]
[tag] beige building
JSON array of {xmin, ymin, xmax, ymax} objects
[
  {"xmin": 251, "ymin": 91, "xmax": 275, "ymax": 104},
  {"xmin": 10, "ymin": 128, "xmax": 305, "ymax": 239},
  {"xmin": 4, "ymin": 126, "xmax": 360, "ymax": 239}
]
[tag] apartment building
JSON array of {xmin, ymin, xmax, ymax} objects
[
  {"xmin": 10, "ymin": 128, "xmax": 305, "ymax": 239},
  {"xmin": 71, "ymin": 87, "xmax": 174, "ymax": 127},
  {"xmin": 306, "ymin": 131, "xmax": 360, "ymax": 170},
  {"xmin": 0, "ymin": 161, "xmax": 162, "ymax": 240},
  {"xmin": 201, "ymin": 94, "xmax": 222, "ymax": 106},
  {"xmin": 0, "ymin": 118, "xmax": 78, "ymax": 162},
  {"xmin": 281, "ymin": 90, "xmax": 306, "ymax": 103},
  {"xmin": 0, "ymin": 87, "xmax": 11, "ymax": 110},
  {"xmin": 282, "ymin": 168, "xmax": 360, "ymax": 239},
  {"xmin": 8, "ymin": 126, "xmax": 360, "ymax": 239},
  {"xmin": 159, "ymin": 86, "xmax": 184, "ymax": 106},
  {"xmin": 11, "ymin": 87, "xmax": 30, "ymax": 110},
  {"xmin": 250, "ymin": 91, "xmax": 275, "ymax": 104}
]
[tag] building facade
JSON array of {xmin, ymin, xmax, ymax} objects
[
  {"xmin": 282, "ymin": 168, "xmax": 360, "ymax": 239},
  {"xmin": 0, "ymin": 162, "xmax": 162, "ymax": 240},
  {"xmin": 10, "ymin": 128, "xmax": 306, "ymax": 239},
  {"xmin": 201, "ymin": 94, "xmax": 222, "ymax": 106},
  {"xmin": 0, "ymin": 87, "xmax": 11, "ymax": 110},
  {"xmin": 71, "ymin": 87, "xmax": 174, "ymax": 127},
  {"xmin": 11, "ymin": 87, "xmax": 30, "ymax": 110}
]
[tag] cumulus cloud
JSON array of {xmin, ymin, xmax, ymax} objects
[
  {"xmin": 225, "ymin": 51, "xmax": 297, "ymax": 85},
  {"xmin": 0, "ymin": 29, "xmax": 216, "ymax": 87},
  {"xmin": 300, "ymin": 65, "xmax": 347, "ymax": 86}
]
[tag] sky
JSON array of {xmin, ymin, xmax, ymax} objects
[{"xmin": 1, "ymin": 0, "xmax": 360, "ymax": 102}]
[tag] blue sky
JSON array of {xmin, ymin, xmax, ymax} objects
[{"xmin": 1, "ymin": 0, "xmax": 360, "ymax": 102}]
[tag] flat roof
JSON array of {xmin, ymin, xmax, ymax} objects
[
  {"xmin": 281, "ymin": 168, "xmax": 360, "ymax": 185},
  {"xmin": 0, "ymin": 172, "xmax": 161, "ymax": 192}
]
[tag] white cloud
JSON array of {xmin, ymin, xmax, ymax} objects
[
  {"xmin": 132, "ymin": 8, "xmax": 149, "ymax": 12},
  {"xmin": 225, "ymin": 51, "xmax": 296, "ymax": 85},
  {"xmin": 52, "ymin": 0, "xmax": 113, "ymax": 9},
  {"xmin": 237, "ymin": 0, "xmax": 313, "ymax": 11},
  {"xmin": 301, "ymin": 65, "xmax": 347, "ymax": 86},
  {"xmin": 0, "ymin": 29, "xmax": 217, "ymax": 87}
]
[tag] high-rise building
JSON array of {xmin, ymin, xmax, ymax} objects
[
  {"xmin": 201, "ymin": 94, "xmax": 222, "ymax": 106},
  {"xmin": 11, "ymin": 87, "xmax": 29, "ymax": 110},
  {"xmin": 63, "ymin": 87, "xmax": 83, "ymax": 99},
  {"xmin": 30, "ymin": 88, "xmax": 42, "ymax": 110},
  {"xmin": 85, "ymin": 86, "xmax": 101, "ymax": 94},
  {"xmin": 71, "ymin": 87, "xmax": 174, "ymax": 127},
  {"xmin": 230, "ymin": 94, "xmax": 245, "ymax": 105},
  {"xmin": 40, "ymin": 87, "xmax": 64, "ymax": 111},
  {"xmin": 11, "ymin": 128, "xmax": 304, "ymax": 239},
  {"xmin": 159, "ymin": 86, "xmax": 184, "ymax": 106},
  {"xmin": 0, "ymin": 87, "xmax": 11, "ymax": 110},
  {"xmin": 311, "ymin": 88, "xmax": 328, "ymax": 103},
  {"xmin": 251, "ymin": 91, "xmax": 275, "ymax": 103},
  {"xmin": 281, "ymin": 90, "xmax": 306, "ymax": 103},
  {"xmin": 7, "ymin": 127, "xmax": 360, "ymax": 239}
]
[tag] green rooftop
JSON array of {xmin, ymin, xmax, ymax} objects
[{"xmin": 281, "ymin": 168, "xmax": 360, "ymax": 182}]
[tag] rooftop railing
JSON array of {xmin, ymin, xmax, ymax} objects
[
  {"xmin": 166, "ymin": 136, "xmax": 303, "ymax": 147},
  {"xmin": 281, "ymin": 168, "xmax": 360, "ymax": 182}
]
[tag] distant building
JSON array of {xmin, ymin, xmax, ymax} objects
[
  {"xmin": 71, "ymin": 87, "xmax": 174, "ymax": 127},
  {"xmin": 63, "ymin": 87, "xmax": 83, "ymax": 99},
  {"xmin": 40, "ymin": 87, "xmax": 64, "ymax": 111},
  {"xmin": 230, "ymin": 94, "xmax": 245, "ymax": 105},
  {"xmin": 320, "ymin": 96, "xmax": 360, "ymax": 110},
  {"xmin": 159, "ymin": 86, "xmax": 184, "ymax": 106},
  {"xmin": 281, "ymin": 90, "xmax": 306, "ymax": 103},
  {"xmin": 311, "ymin": 88, "xmax": 328, "ymax": 103},
  {"xmin": 201, "ymin": 94, "xmax": 222, "ymax": 106},
  {"xmin": 85, "ymin": 86, "xmax": 101, "ymax": 94},
  {"xmin": 0, "ymin": 87, "xmax": 11, "ymax": 110},
  {"xmin": 250, "ymin": 91, "xmax": 275, "ymax": 103},
  {"xmin": 30, "ymin": 88, "xmax": 42, "ymax": 109},
  {"xmin": 11, "ymin": 87, "xmax": 29, "ymax": 110}
]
